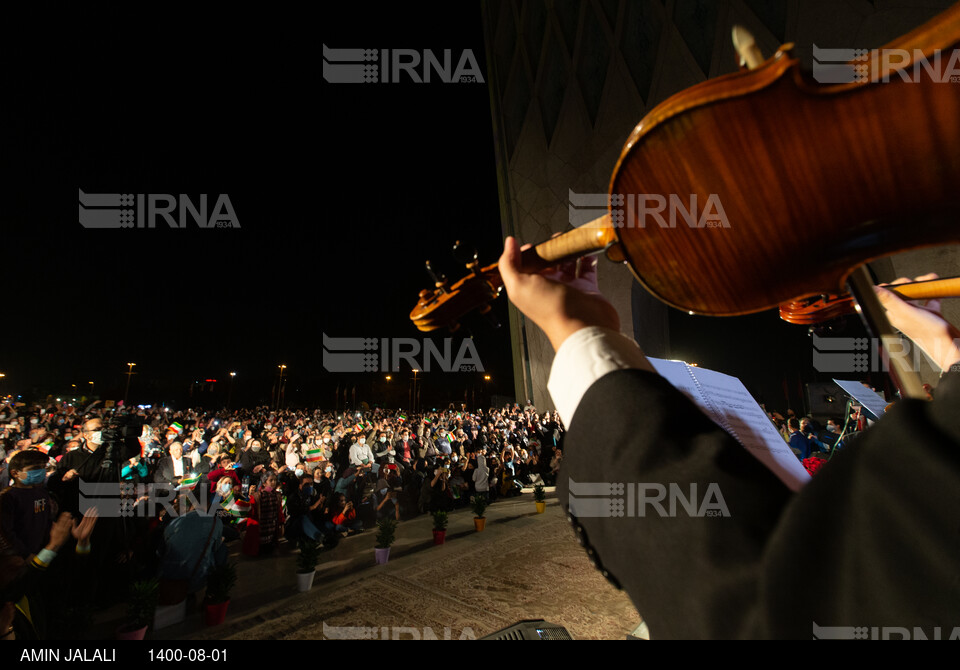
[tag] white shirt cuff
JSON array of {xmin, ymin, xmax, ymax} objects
[{"xmin": 547, "ymin": 326, "xmax": 654, "ymax": 427}]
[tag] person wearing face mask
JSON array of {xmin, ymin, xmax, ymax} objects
[
  {"xmin": 315, "ymin": 463, "xmax": 335, "ymax": 500},
  {"xmin": 209, "ymin": 476, "xmax": 245, "ymax": 542},
  {"xmin": 207, "ymin": 455, "xmax": 241, "ymax": 497},
  {"xmin": 395, "ymin": 430, "xmax": 415, "ymax": 465},
  {"xmin": 48, "ymin": 418, "xmax": 108, "ymax": 517},
  {"xmin": 285, "ymin": 473, "xmax": 326, "ymax": 543},
  {"xmin": 238, "ymin": 438, "xmax": 271, "ymax": 481},
  {"xmin": 374, "ymin": 431, "xmax": 394, "ymax": 464},
  {"xmin": 348, "ymin": 435, "xmax": 375, "ymax": 474},
  {"xmin": 251, "ymin": 473, "xmax": 284, "ymax": 556},
  {"xmin": 320, "ymin": 433, "xmax": 335, "ymax": 460},
  {"xmin": 0, "ymin": 450, "xmax": 53, "ymax": 558},
  {"xmin": 284, "ymin": 432, "xmax": 303, "ymax": 470}
]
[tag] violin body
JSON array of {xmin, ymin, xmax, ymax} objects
[
  {"xmin": 411, "ymin": 5, "xmax": 960, "ymax": 331},
  {"xmin": 609, "ymin": 8, "xmax": 960, "ymax": 316}
]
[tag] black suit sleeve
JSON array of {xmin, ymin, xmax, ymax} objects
[{"xmin": 558, "ymin": 368, "xmax": 960, "ymax": 639}]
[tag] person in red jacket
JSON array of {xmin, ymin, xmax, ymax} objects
[
  {"xmin": 329, "ymin": 493, "xmax": 363, "ymax": 536},
  {"xmin": 206, "ymin": 454, "xmax": 241, "ymax": 497}
]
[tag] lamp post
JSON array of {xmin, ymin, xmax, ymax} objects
[
  {"xmin": 277, "ymin": 365, "xmax": 287, "ymax": 412},
  {"xmin": 228, "ymin": 372, "xmax": 236, "ymax": 409},
  {"xmin": 123, "ymin": 363, "xmax": 136, "ymax": 406},
  {"xmin": 411, "ymin": 369, "xmax": 419, "ymax": 414}
]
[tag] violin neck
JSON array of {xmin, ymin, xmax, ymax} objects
[
  {"xmin": 890, "ymin": 276, "xmax": 960, "ymax": 300},
  {"xmin": 518, "ymin": 215, "xmax": 617, "ymax": 273},
  {"xmin": 480, "ymin": 215, "xmax": 617, "ymax": 285}
]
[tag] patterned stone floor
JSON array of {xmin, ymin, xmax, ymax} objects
[{"xmin": 177, "ymin": 497, "xmax": 641, "ymax": 640}]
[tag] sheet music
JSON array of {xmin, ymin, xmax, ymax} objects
[
  {"xmin": 832, "ymin": 379, "xmax": 889, "ymax": 421},
  {"xmin": 649, "ymin": 358, "xmax": 810, "ymax": 491},
  {"xmin": 647, "ymin": 359, "xmax": 710, "ymax": 409}
]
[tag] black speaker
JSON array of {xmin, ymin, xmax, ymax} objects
[
  {"xmin": 804, "ymin": 381, "xmax": 845, "ymax": 422},
  {"xmin": 480, "ymin": 620, "xmax": 573, "ymax": 640}
]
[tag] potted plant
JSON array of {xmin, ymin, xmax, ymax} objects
[
  {"xmin": 375, "ymin": 517, "xmax": 397, "ymax": 564},
  {"xmin": 296, "ymin": 537, "xmax": 322, "ymax": 591},
  {"xmin": 117, "ymin": 578, "xmax": 159, "ymax": 640},
  {"xmin": 533, "ymin": 483, "xmax": 546, "ymax": 513},
  {"xmin": 432, "ymin": 510, "xmax": 448, "ymax": 545},
  {"xmin": 204, "ymin": 561, "xmax": 237, "ymax": 627},
  {"xmin": 471, "ymin": 495, "xmax": 488, "ymax": 531}
]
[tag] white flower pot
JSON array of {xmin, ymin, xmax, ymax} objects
[{"xmin": 296, "ymin": 570, "xmax": 316, "ymax": 592}]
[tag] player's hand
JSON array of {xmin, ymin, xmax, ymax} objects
[{"xmin": 498, "ymin": 236, "xmax": 619, "ymax": 351}]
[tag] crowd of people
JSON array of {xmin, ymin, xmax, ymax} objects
[
  {"xmin": 763, "ymin": 408, "xmax": 858, "ymax": 474},
  {"xmin": 0, "ymin": 399, "xmax": 565, "ymax": 640}
]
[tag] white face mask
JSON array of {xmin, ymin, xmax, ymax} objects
[
  {"xmin": 88, "ymin": 431, "xmax": 103, "ymax": 445},
  {"xmin": 323, "ymin": 437, "xmax": 331, "ymax": 444},
  {"xmin": 379, "ymin": 436, "xmax": 386, "ymax": 442},
  {"xmin": 359, "ymin": 439, "xmax": 365, "ymax": 445}
]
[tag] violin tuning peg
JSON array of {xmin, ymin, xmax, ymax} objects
[
  {"xmin": 425, "ymin": 261, "xmax": 449, "ymax": 293},
  {"xmin": 452, "ymin": 240, "xmax": 478, "ymax": 266}
]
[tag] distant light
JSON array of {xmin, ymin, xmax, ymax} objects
[
  {"xmin": 484, "ymin": 375, "xmax": 491, "ymax": 381},
  {"xmin": 688, "ymin": 311, "xmax": 694, "ymax": 316},
  {"xmin": 205, "ymin": 379, "xmax": 218, "ymax": 383},
  {"xmin": 230, "ymin": 372, "xmax": 236, "ymax": 377}
]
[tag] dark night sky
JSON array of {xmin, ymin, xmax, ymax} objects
[
  {"xmin": 2, "ymin": 4, "xmax": 883, "ymax": 414},
  {"xmin": 2, "ymin": 5, "xmax": 511, "ymax": 410}
]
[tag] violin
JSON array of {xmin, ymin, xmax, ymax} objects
[
  {"xmin": 779, "ymin": 276, "xmax": 960, "ymax": 325},
  {"xmin": 411, "ymin": 4, "xmax": 960, "ymax": 333}
]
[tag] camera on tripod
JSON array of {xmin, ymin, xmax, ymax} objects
[{"xmin": 100, "ymin": 414, "xmax": 146, "ymax": 470}]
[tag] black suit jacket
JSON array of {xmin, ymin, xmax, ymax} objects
[
  {"xmin": 154, "ymin": 456, "xmax": 195, "ymax": 486},
  {"xmin": 559, "ymin": 368, "xmax": 960, "ymax": 639}
]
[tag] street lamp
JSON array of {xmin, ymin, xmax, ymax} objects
[
  {"xmin": 124, "ymin": 363, "xmax": 136, "ymax": 406},
  {"xmin": 228, "ymin": 372, "xmax": 237, "ymax": 409},
  {"xmin": 411, "ymin": 369, "xmax": 419, "ymax": 414},
  {"xmin": 277, "ymin": 365, "xmax": 287, "ymax": 412}
]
